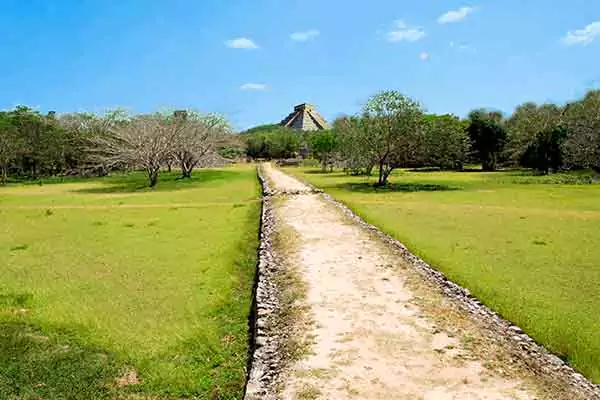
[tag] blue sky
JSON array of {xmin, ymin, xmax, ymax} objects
[{"xmin": 0, "ymin": 0, "xmax": 599, "ymax": 130}]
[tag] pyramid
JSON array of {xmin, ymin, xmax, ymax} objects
[{"xmin": 280, "ymin": 103, "xmax": 330, "ymax": 131}]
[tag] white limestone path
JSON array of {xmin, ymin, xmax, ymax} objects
[{"xmin": 263, "ymin": 163, "xmax": 548, "ymax": 400}]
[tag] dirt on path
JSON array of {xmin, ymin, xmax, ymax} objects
[{"xmin": 261, "ymin": 163, "xmax": 567, "ymax": 400}]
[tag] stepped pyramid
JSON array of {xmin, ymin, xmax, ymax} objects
[{"xmin": 280, "ymin": 103, "xmax": 329, "ymax": 131}]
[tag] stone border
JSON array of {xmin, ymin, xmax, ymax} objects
[
  {"xmin": 290, "ymin": 169, "xmax": 600, "ymax": 400},
  {"xmin": 243, "ymin": 166, "xmax": 285, "ymax": 400}
]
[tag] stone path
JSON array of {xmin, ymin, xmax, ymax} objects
[{"xmin": 261, "ymin": 164, "xmax": 555, "ymax": 400}]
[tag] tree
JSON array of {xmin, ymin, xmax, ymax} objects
[
  {"xmin": 361, "ymin": 91, "xmax": 425, "ymax": 186},
  {"xmin": 0, "ymin": 112, "xmax": 20, "ymax": 184},
  {"xmin": 467, "ymin": 110, "xmax": 507, "ymax": 171},
  {"xmin": 564, "ymin": 90, "xmax": 600, "ymax": 171},
  {"xmin": 521, "ymin": 126, "xmax": 567, "ymax": 174},
  {"xmin": 333, "ymin": 116, "xmax": 375, "ymax": 175},
  {"xmin": 264, "ymin": 128, "xmax": 300, "ymax": 159},
  {"xmin": 309, "ymin": 130, "xmax": 338, "ymax": 171},
  {"xmin": 505, "ymin": 102, "xmax": 564, "ymax": 165},
  {"xmin": 170, "ymin": 111, "xmax": 228, "ymax": 178},
  {"xmin": 90, "ymin": 115, "xmax": 179, "ymax": 187},
  {"xmin": 422, "ymin": 114, "xmax": 469, "ymax": 170}
]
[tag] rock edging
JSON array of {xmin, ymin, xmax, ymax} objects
[
  {"xmin": 294, "ymin": 171, "xmax": 600, "ymax": 400},
  {"xmin": 243, "ymin": 165, "xmax": 285, "ymax": 400}
]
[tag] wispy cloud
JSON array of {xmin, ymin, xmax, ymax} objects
[
  {"xmin": 386, "ymin": 20, "xmax": 425, "ymax": 42},
  {"xmin": 240, "ymin": 83, "xmax": 269, "ymax": 91},
  {"xmin": 225, "ymin": 37, "xmax": 259, "ymax": 49},
  {"xmin": 437, "ymin": 6, "xmax": 475, "ymax": 24},
  {"xmin": 419, "ymin": 52, "xmax": 430, "ymax": 61},
  {"xmin": 561, "ymin": 21, "xmax": 600, "ymax": 46},
  {"xmin": 450, "ymin": 41, "xmax": 475, "ymax": 51},
  {"xmin": 290, "ymin": 29, "xmax": 320, "ymax": 42}
]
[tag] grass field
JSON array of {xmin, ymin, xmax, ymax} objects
[
  {"xmin": 285, "ymin": 166, "xmax": 600, "ymax": 384},
  {"xmin": 0, "ymin": 166, "xmax": 261, "ymax": 399}
]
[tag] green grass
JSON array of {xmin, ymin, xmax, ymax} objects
[
  {"xmin": 285, "ymin": 166, "xmax": 600, "ymax": 384},
  {"xmin": 0, "ymin": 166, "xmax": 261, "ymax": 399}
]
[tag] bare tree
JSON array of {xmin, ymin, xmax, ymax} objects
[
  {"xmin": 90, "ymin": 115, "xmax": 182, "ymax": 187},
  {"xmin": 171, "ymin": 111, "xmax": 228, "ymax": 178}
]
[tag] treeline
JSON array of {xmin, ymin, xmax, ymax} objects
[
  {"xmin": 243, "ymin": 89, "xmax": 600, "ymax": 186},
  {"xmin": 0, "ymin": 107, "xmax": 244, "ymax": 186}
]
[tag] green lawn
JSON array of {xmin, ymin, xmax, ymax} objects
[
  {"xmin": 0, "ymin": 166, "xmax": 261, "ymax": 399},
  {"xmin": 285, "ymin": 166, "xmax": 600, "ymax": 384}
]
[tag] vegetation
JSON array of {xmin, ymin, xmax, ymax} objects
[
  {"xmin": 243, "ymin": 125, "xmax": 301, "ymax": 160},
  {"xmin": 309, "ymin": 130, "xmax": 337, "ymax": 171},
  {"xmin": 0, "ymin": 165, "xmax": 260, "ymax": 398},
  {"xmin": 286, "ymin": 89, "xmax": 600, "ymax": 184},
  {"xmin": 286, "ymin": 165, "xmax": 600, "ymax": 383},
  {"xmin": 467, "ymin": 109, "xmax": 507, "ymax": 171},
  {"xmin": 0, "ymin": 107, "xmax": 234, "ymax": 187}
]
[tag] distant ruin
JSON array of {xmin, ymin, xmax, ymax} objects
[{"xmin": 280, "ymin": 103, "xmax": 329, "ymax": 131}]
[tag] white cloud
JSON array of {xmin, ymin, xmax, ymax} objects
[
  {"xmin": 561, "ymin": 21, "xmax": 600, "ymax": 46},
  {"xmin": 419, "ymin": 52, "xmax": 430, "ymax": 61},
  {"xmin": 290, "ymin": 29, "xmax": 320, "ymax": 42},
  {"xmin": 226, "ymin": 37, "xmax": 259, "ymax": 49},
  {"xmin": 386, "ymin": 20, "xmax": 425, "ymax": 42},
  {"xmin": 437, "ymin": 6, "xmax": 474, "ymax": 24},
  {"xmin": 240, "ymin": 83, "xmax": 269, "ymax": 91},
  {"xmin": 450, "ymin": 41, "xmax": 475, "ymax": 51}
]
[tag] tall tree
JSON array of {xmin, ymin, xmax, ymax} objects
[
  {"xmin": 467, "ymin": 109, "xmax": 507, "ymax": 171},
  {"xmin": 564, "ymin": 90, "xmax": 600, "ymax": 171},
  {"xmin": 264, "ymin": 128, "xmax": 300, "ymax": 159},
  {"xmin": 90, "ymin": 115, "xmax": 180, "ymax": 187},
  {"xmin": 422, "ymin": 114, "xmax": 469, "ymax": 170},
  {"xmin": 333, "ymin": 116, "xmax": 375, "ymax": 175},
  {"xmin": 309, "ymin": 130, "xmax": 338, "ymax": 172},
  {"xmin": 170, "ymin": 111, "xmax": 228, "ymax": 178},
  {"xmin": 0, "ymin": 112, "xmax": 20, "ymax": 184},
  {"xmin": 361, "ymin": 91, "xmax": 425, "ymax": 185},
  {"xmin": 521, "ymin": 126, "xmax": 567, "ymax": 174},
  {"xmin": 505, "ymin": 102, "xmax": 564, "ymax": 164}
]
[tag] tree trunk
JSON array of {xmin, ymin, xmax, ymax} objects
[
  {"xmin": 482, "ymin": 156, "xmax": 496, "ymax": 171},
  {"xmin": 147, "ymin": 167, "xmax": 159, "ymax": 187},
  {"xmin": 377, "ymin": 161, "xmax": 385, "ymax": 186},
  {"xmin": 0, "ymin": 165, "xmax": 7, "ymax": 185},
  {"xmin": 167, "ymin": 161, "xmax": 172, "ymax": 173}
]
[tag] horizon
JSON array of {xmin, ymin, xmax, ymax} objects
[{"xmin": 1, "ymin": 0, "xmax": 599, "ymax": 130}]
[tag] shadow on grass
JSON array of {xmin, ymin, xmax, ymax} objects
[
  {"xmin": 334, "ymin": 181, "xmax": 460, "ymax": 193},
  {"xmin": 0, "ymin": 320, "xmax": 123, "ymax": 399},
  {"xmin": 73, "ymin": 169, "xmax": 244, "ymax": 194}
]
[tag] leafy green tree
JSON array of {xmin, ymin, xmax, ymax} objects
[
  {"xmin": 265, "ymin": 129, "xmax": 300, "ymax": 159},
  {"xmin": 332, "ymin": 116, "xmax": 374, "ymax": 175},
  {"xmin": 521, "ymin": 126, "xmax": 567, "ymax": 174},
  {"xmin": 246, "ymin": 132, "xmax": 270, "ymax": 159},
  {"xmin": 0, "ymin": 112, "xmax": 20, "ymax": 184},
  {"xmin": 467, "ymin": 110, "xmax": 507, "ymax": 171},
  {"xmin": 309, "ymin": 130, "xmax": 338, "ymax": 171},
  {"xmin": 422, "ymin": 114, "xmax": 469, "ymax": 170},
  {"xmin": 564, "ymin": 90, "xmax": 600, "ymax": 171},
  {"xmin": 505, "ymin": 102, "xmax": 564, "ymax": 165},
  {"xmin": 361, "ymin": 91, "xmax": 425, "ymax": 186}
]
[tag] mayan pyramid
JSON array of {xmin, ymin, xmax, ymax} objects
[{"xmin": 280, "ymin": 103, "xmax": 330, "ymax": 131}]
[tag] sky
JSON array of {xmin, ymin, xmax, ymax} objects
[{"xmin": 0, "ymin": 0, "xmax": 599, "ymax": 130}]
